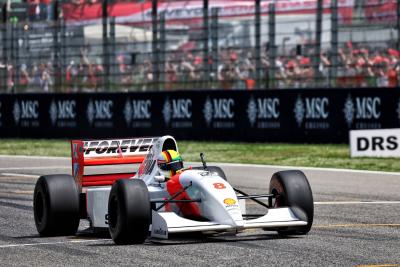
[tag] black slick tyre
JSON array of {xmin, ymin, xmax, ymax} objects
[
  {"xmin": 108, "ymin": 179, "xmax": 151, "ymax": 245},
  {"xmin": 269, "ymin": 170, "xmax": 314, "ymax": 235},
  {"xmin": 33, "ymin": 174, "xmax": 80, "ymax": 236}
]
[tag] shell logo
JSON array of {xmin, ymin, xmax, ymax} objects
[{"xmin": 223, "ymin": 198, "xmax": 236, "ymax": 206}]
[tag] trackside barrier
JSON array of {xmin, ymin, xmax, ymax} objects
[{"xmin": 0, "ymin": 88, "xmax": 399, "ymax": 143}]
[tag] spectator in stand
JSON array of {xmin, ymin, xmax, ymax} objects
[
  {"xmin": 19, "ymin": 64, "xmax": 30, "ymax": 92},
  {"xmin": 66, "ymin": 61, "xmax": 79, "ymax": 92},
  {"xmin": 31, "ymin": 64, "xmax": 41, "ymax": 91},
  {"xmin": 373, "ymin": 56, "xmax": 389, "ymax": 87},
  {"xmin": 299, "ymin": 57, "xmax": 314, "ymax": 88},
  {"xmin": 387, "ymin": 48, "xmax": 399, "ymax": 87},
  {"xmin": 284, "ymin": 59, "xmax": 300, "ymax": 88},
  {"xmin": 93, "ymin": 58, "xmax": 104, "ymax": 91},
  {"xmin": 165, "ymin": 58, "xmax": 178, "ymax": 90},
  {"xmin": 178, "ymin": 53, "xmax": 196, "ymax": 90},
  {"xmin": 143, "ymin": 60, "xmax": 153, "ymax": 91},
  {"xmin": 117, "ymin": 55, "xmax": 127, "ymax": 84},
  {"xmin": 131, "ymin": 63, "xmax": 146, "ymax": 91},
  {"xmin": 218, "ymin": 52, "xmax": 241, "ymax": 90},
  {"xmin": 353, "ymin": 57, "xmax": 367, "ymax": 87},
  {"xmin": 40, "ymin": 63, "xmax": 52, "ymax": 92},
  {"xmin": 192, "ymin": 55, "xmax": 203, "ymax": 87},
  {"xmin": 7, "ymin": 65, "xmax": 14, "ymax": 93},
  {"xmin": 319, "ymin": 51, "xmax": 331, "ymax": 87}
]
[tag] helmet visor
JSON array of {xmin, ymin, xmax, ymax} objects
[{"xmin": 159, "ymin": 160, "xmax": 183, "ymax": 172}]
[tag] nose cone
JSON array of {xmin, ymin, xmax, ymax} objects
[
  {"xmin": 180, "ymin": 170, "xmax": 244, "ymax": 227},
  {"xmin": 223, "ymin": 198, "xmax": 244, "ymax": 227}
]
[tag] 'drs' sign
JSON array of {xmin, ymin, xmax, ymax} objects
[{"xmin": 350, "ymin": 128, "xmax": 400, "ymax": 158}]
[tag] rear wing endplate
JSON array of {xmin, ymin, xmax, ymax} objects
[{"xmin": 71, "ymin": 137, "xmax": 156, "ymax": 190}]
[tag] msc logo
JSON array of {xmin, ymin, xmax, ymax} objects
[
  {"xmin": 343, "ymin": 95, "xmax": 381, "ymax": 127},
  {"xmin": 163, "ymin": 98, "xmax": 192, "ymax": 125},
  {"xmin": 203, "ymin": 97, "xmax": 234, "ymax": 126},
  {"xmin": 49, "ymin": 100, "xmax": 76, "ymax": 125},
  {"xmin": 13, "ymin": 100, "xmax": 39, "ymax": 125},
  {"xmin": 87, "ymin": 99, "xmax": 113, "ymax": 125},
  {"xmin": 293, "ymin": 96, "xmax": 329, "ymax": 126},
  {"xmin": 305, "ymin": 98, "xmax": 329, "ymax": 119},
  {"xmin": 124, "ymin": 99, "xmax": 151, "ymax": 125},
  {"xmin": 247, "ymin": 97, "xmax": 279, "ymax": 127},
  {"xmin": 355, "ymin": 97, "xmax": 381, "ymax": 119}
]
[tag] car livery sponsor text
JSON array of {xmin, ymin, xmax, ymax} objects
[{"xmin": 83, "ymin": 138, "xmax": 155, "ymax": 157}]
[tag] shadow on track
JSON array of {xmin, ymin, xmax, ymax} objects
[{"xmin": 87, "ymin": 232, "xmax": 300, "ymax": 247}]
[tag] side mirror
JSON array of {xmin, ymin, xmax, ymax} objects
[{"xmin": 154, "ymin": 175, "xmax": 166, "ymax": 183}]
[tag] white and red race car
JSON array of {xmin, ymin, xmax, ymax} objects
[{"xmin": 33, "ymin": 136, "xmax": 314, "ymax": 244}]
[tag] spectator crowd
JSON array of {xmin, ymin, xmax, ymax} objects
[{"xmin": 1, "ymin": 41, "xmax": 400, "ymax": 92}]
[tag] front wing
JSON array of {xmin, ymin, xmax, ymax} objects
[{"xmin": 151, "ymin": 208, "xmax": 307, "ymax": 239}]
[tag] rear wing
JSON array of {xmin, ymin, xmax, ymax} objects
[{"xmin": 71, "ymin": 137, "xmax": 156, "ymax": 190}]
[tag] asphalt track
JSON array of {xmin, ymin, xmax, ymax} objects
[{"xmin": 0, "ymin": 155, "xmax": 399, "ymax": 266}]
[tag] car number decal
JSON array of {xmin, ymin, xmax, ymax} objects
[{"xmin": 213, "ymin": 182, "xmax": 226, "ymax": 189}]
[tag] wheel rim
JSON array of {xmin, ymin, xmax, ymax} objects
[{"xmin": 271, "ymin": 188, "xmax": 281, "ymax": 208}]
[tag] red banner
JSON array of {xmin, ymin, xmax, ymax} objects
[
  {"xmin": 364, "ymin": 0, "xmax": 397, "ymax": 24},
  {"xmin": 61, "ymin": 0, "xmax": 355, "ymax": 25}
]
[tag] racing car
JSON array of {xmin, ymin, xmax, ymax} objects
[{"xmin": 33, "ymin": 136, "xmax": 314, "ymax": 244}]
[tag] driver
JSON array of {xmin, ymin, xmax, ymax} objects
[
  {"xmin": 157, "ymin": 150, "xmax": 185, "ymax": 180},
  {"xmin": 156, "ymin": 149, "xmax": 201, "ymax": 218}
]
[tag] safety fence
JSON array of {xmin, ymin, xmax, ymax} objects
[
  {"xmin": 0, "ymin": 0, "xmax": 400, "ymax": 93},
  {"xmin": 0, "ymin": 88, "xmax": 398, "ymax": 143}
]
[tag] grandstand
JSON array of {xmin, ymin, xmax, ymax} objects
[{"xmin": 0, "ymin": 0, "xmax": 399, "ymax": 92}]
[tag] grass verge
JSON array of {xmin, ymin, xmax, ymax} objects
[{"xmin": 0, "ymin": 139, "xmax": 398, "ymax": 172}]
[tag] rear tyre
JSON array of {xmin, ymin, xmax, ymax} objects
[
  {"xmin": 33, "ymin": 174, "xmax": 80, "ymax": 236},
  {"xmin": 108, "ymin": 179, "xmax": 151, "ymax": 245},
  {"xmin": 269, "ymin": 170, "xmax": 314, "ymax": 235}
]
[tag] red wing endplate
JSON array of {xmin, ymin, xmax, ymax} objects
[{"xmin": 71, "ymin": 137, "xmax": 156, "ymax": 190}]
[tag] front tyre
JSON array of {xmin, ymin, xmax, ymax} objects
[
  {"xmin": 33, "ymin": 175, "xmax": 80, "ymax": 236},
  {"xmin": 108, "ymin": 179, "xmax": 151, "ymax": 245},
  {"xmin": 269, "ymin": 170, "xmax": 314, "ymax": 235}
]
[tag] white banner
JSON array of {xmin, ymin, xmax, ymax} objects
[{"xmin": 350, "ymin": 128, "xmax": 400, "ymax": 158}]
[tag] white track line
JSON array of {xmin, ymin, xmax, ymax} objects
[
  {"xmin": 213, "ymin": 162, "xmax": 400, "ymax": 176},
  {"xmin": 0, "ymin": 155, "xmax": 69, "ymax": 160},
  {"xmin": 0, "ymin": 173, "xmax": 38, "ymax": 178},
  {"xmin": 0, "ymin": 166, "xmax": 69, "ymax": 171},
  {"xmin": 1, "ymin": 155, "xmax": 399, "ymax": 176},
  {"xmin": 0, "ymin": 239, "xmax": 111, "ymax": 249},
  {"xmin": 314, "ymin": 201, "xmax": 400, "ymax": 205},
  {"xmin": 237, "ymin": 201, "xmax": 400, "ymax": 206}
]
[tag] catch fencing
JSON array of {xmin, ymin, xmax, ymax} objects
[{"xmin": 1, "ymin": 0, "xmax": 400, "ymax": 93}]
